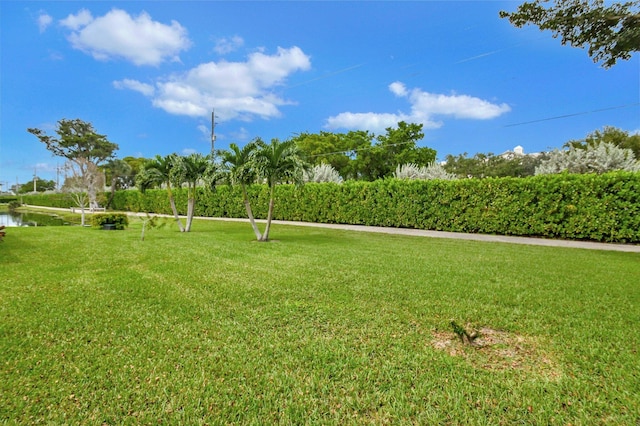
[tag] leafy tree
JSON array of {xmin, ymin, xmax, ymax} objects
[
  {"xmin": 565, "ymin": 126, "xmax": 640, "ymax": 157},
  {"xmin": 28, "ymin": 119, "xmax": 118, "ymax": 206},
  {"xmin": 500, "ymin": 0, "xmax": 640, "ymax": 68},
  {"xmin": 292, "ymin": 130, "xmax": 372, "ymax": 180},
  {"xmin": 102, "ymin": 159, "xmax": 132, "ymax": 209},
  {"xmin": 121, "ymin": 156, "xmax": 148, "ymax": 187},
  {"xmin": 356, "ymin": 122, "xmax": 435, "ymax": 181},
  {"xmin": 443, "ymin": 152, "xmax": 543, "ymax": 178},
  {"xmin": 218, "ymin": 141, "xmax": 263, "ymax": 240},
  {"xmin": 254, "ymin": 138, "xmax": 308, "ymax": 242},
  {"xmin": 15, "ymin": 177, "xmax": 56, "ymax": 193},
  {"xmin": 137, "ymin": 154, "xmax": 185, "ymax": 232},
  {"xmin": 535, "ymin": 141, "xmax": 640, "ymax": 174}
]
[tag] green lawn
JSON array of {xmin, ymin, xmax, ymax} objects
[{"xmin": 1, "ymin": 219, "xmax": 639, "ymax": 424}]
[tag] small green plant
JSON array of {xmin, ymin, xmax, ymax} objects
[
  {"xmin": 7, "ymin": 201, "xmax": 20, "ymax": 212},
  {"xmin": 138, "ymin": 213, "xmax": 167, "ymax": 241},
  {"xmin": 450, "ymin": 320, "xmax": 479, "ymax": 345},
  {"xmin": 90, "ymin": 213, "xmax": 129, "ymax": 230}
]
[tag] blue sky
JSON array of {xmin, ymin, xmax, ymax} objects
[{"xmin": 1, "ymin": 1, "xmax": 638, "ymax": 187}]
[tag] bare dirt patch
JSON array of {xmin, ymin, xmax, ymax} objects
[{"xmin": 432, "ymin": 326, "xmax": 562, "ymax": 379}]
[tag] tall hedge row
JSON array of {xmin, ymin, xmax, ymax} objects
[
  {"xmin": 20, "ymin": 192, "xmax": 75, "ymax": 208},
  {"xmin": 24, "ymin": 172, "xmax": 640, "ymax": 243}
]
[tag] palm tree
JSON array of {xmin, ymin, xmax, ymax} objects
[
  {"xmin": 173, "ymin": 153, "xmax": 210, "ymax": 232},
  {"xmin": 218, "ymin": 141, "xmax": 263, "ymax": 240},
  {"xmin": 254, "ymin": 138, "xmax": 307, "ymax": 241},
  {"xmin": 138, "ymin": 154, "xmax": 185, "ymax": 232}
]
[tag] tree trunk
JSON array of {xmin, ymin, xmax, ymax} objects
[
  {"xmin": 167, "ymin": 185, "xmax": 185, "ymax": 232},
  {"xmin": 106, "ymin": 181, "xmax": 116, "ymax": 209},
  {"xmin": 242, "ymin": 185, "xmax": 262, "ymax": 240},
  {"xmin": 260, "ymin": 185, "xmax": 276, "ymax": 242},
  {"xmin": 185, "ymin": 196, "xmax": 194, "ymax": 232}
]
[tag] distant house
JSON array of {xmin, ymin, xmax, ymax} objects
[{"xmin": 499, "ymin": 145, "xmax": 542, "ymax": 159}]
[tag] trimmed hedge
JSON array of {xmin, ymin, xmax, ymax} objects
[
  {"xmin": 26, "ymin": 172, "xmax": 640, "ymax": 243},
  {"xmin": 20, "ymin": 193, "xmax": 75, "ymax": 209},
  {"xmin": 0, "ymin": 195, "xmax": 18, "ymax": 203}
]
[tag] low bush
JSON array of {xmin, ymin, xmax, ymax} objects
[{"xmin": 90, "ymin": 213, "xmax": 129, "ymax": 230}]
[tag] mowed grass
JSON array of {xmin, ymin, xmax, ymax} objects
[{"xmin": 1, "ymin": 219, "xmax": 639, "ymax": 424}]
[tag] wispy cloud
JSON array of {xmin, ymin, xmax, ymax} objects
[
  {"xmin": 37, "ymin": 12, "xmax": 53, "ymax": 33},
  {"xmin": 60, "ymin": 8, "xmax": 191, "ymax": 66},
  {"xmin": 113, "ymin": 79, "xmax": 155, "ymax": 96},
  {"xmin": 325, "ymin": 81, "xmax": 510, "ymax": 133},
  {"xmin": 214, "ymin": 36, "xmax": 244, "ymax": 55}
]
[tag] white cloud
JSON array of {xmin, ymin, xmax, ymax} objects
[
  {"xmin": 326, "ymin": 112, "xmax": 419, "ymax": 133},
  {"xmin": 181, "ymin": 148, "xmax": 197, "ymax": 155},
  {"xmin": 389, "ymin": 81, "xmax": 408, "ymax": 97},
  {"xmin": 60, "ymin": 9, "xmax": 93, "ymax": 31},
  {"xmin": 60, "ymin": 8, "xmax": 191, "ymax": 66},
  {"xmin": 229, "ymin": 127, "xmax": 251, "ymax": 141},
  {"xmin": 113, "ymin": 79, "xmax": 155, "ymax": 96},
  {"xmin": 118, "ymin": 46, "xmax": 311, "ymax": 122},
  {"xmin": 325, "ymin": 81, "xmax": 510, "ymax": 133},
  {"xmin": 35, "ymin": 162, "xmax": 56, "ymax": 172},
  {"xmin": 214, "ymin": 36, "xmax": 244, "ymax": 55},
  {"xmin": 37, "ymin": 12, "xmax": 53, "ymax": 33},
  {"xmin": 197, "ymin": 124, "xmax": 210, "ymax": 139}
]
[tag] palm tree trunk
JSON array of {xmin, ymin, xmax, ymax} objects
[
  {"xmin": 242, "ymin": 184, "xmax": 262, "ymax": 240},
  {"xmin": 260, "ymin": 184, "xmax": 276, "ymax": 242},
  {"xmin": 167, "ymin": 185, "xmax": 185, "ymax": 232},
  {"xmin": 185, "ymin": 194, "xmax": 194, "ymax": 232}
]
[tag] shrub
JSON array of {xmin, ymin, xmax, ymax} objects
[
  {"xmin": 536, "ymin": 142, "xmax": 640, "ymax": 175},
  {"xmin": 90, "ymin": 213, "xmax": 129, "ymax": 230},
  {"xmin": 394, "ymin": 162, "xmax": 457, "ymax": 180},
  {"xmin": 304, "ymin": 164, "xmax": 343, "ymax": 183}
]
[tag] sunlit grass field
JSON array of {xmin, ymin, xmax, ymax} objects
[{"xmin": 1, "ymin": 219, "xmax": 639, "ymax": 424}]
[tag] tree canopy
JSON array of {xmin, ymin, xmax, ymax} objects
[
  {"xmin": 500, "ymin": 0, "xmax": 640, "ymax": 67},
  {"xmin": 292, "ymin": 122, "xmax": 435, "ymax": 181},
  {"xmin": 28, "ymin": 119, "xmax": 118, "ymax": 164},
  {"xmin": 14, "ymin": 178, "xmax": 56, "ymax": 193},
  {"xmin": 565, "ymin": 126, "xmax": 640, "ymax": 157},
  {"xmin": 28, "ymin": 119, "xmax": 118, "ymax": 208}
]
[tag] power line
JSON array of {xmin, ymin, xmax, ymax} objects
[{"xmin": 503, "ymin": 103, "xmax": 640, "ymax": 128}]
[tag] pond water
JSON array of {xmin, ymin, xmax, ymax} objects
[{"xmin": 0, "ymin": 211, "xmax": 71, "ymax": 227}]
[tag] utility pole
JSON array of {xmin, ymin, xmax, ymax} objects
[
  {"xmin": 33, "ymin": 167, "xmax": 37, "ymax": 192},
  {"xmin": 211, "ymin": 109, "xmax": 217, "ymax": 156},
  {"xmin": 56, "ymin": 163, "xmax": 61, "ymax": 191}
]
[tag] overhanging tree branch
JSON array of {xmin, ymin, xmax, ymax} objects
[{"xmin": 500, "ymin": 0, "xmax": 640, "ymax": 67}]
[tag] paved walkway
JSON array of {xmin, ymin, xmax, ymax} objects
[{"xmin": 27, "ymin": 205, "xmax": 640, "ymax": 253}]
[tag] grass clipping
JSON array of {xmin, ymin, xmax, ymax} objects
[{"xmin": 432, "ymin": 324, "xmax": 561, "ymax": 379}]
